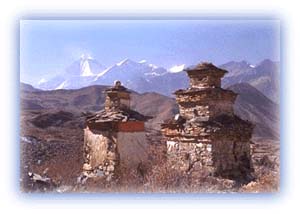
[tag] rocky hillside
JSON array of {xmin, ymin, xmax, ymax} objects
[
  {"xmin": 20, "ymin": 83, "xmax": 279, "ymax": 193},
  {"xmin": 228, "ymin": 83, "xmax": 279, "ymax": 140},
  {"xmin": 21, "ymin": 83, "xmax": 177, "ymax": 125},
  {"xmin": 21, "ymin": 82, "xmax": 279, "ymax": 140},
  {"xmin": 221, "ymin": 59, "xmax": 280, "ymax": 103}
]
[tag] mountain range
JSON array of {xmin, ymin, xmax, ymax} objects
[
  {"xmin": 221, "ymin": 59, "xmax": 280, "ymax": 103},
  {"xmin": 21, "ymin": 82, "xmax": 279, "ymax": 140},
  {"xmin": 228, "ymin": 83, "xmax": 279, "ymax": 140},
  {"xmin": 38, "ymin": 55, "xmax": 106, "ymax": 90},
  {"xmin": 34, "ymin": 57, "xmax": 279, "ymax": 103}
]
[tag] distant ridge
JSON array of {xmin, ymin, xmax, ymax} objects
[
  {"xmin": 21, "ymin": 82, "xmax": 279, "ymax": 140},
  {"xmin": 32, "ymin": 58, "xmax": 279, "ymax": 102},
  {"xmin": 228, "ymin": 82, "xmax": 279, "ymax": 140}
]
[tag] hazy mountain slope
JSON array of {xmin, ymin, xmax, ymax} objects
[
  {"xmin": 228, "ymin": 83, "xmax": 279, "ymax": 140},
  {"xmin": 21, "ymin": 82, "xmax": 279, "ymax": 140},
  {"xmin": 21, "ymin": 85, "xmax": 108, "ymax": 112},
  {"xmin": 20, "ymin": 84, "xmax": 177, "ymax": 127},
  {"xmin": 37, "ymin": 56, "xmax": 106, "ymax": 90},
  {"xmin": 131, "ymin": 92, "xmax": 178, "ymax": 129},
  {"xmin": 221, "ymin": 59, "xmax": 280, "ymax": 103},
  {"xmin": 34, "ymin": 58, "xmax": 279, "ymax": 103},
  {"xmin": 20, "ymin": 82, "xmax": 41, "ymax": 92},
  {"xmin": 135, "ymin": 72, "xmax": 189, "ymax": 96}
]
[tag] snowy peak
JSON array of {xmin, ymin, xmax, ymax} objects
[
  {"xmin": 116, "ymin": 58, "xmax": 137, "ymax": 66},
  {"xmin": 79, "ymin": 54, "xmax": 100, "ymax": 77},
  {"xmin": 37, "ymin": 75, "xmax": 66, "ymax": 90},
  {"xmin": 80, "ymin": 58, "xmax": 94, "ymax": 76},
  {"xmin": 80, "ymin": 53, "xmax": 93, "ymax": 60},
  {"xmin": 55, "ymin": 80, "xmax": 68, "ymax": 90},
  {"xmin": 221, "ymin": 60, "xmax": 253, "ymax": 69},
  {"xmin": 112, "ymin": 59, "xmax": 160, "ymax": 72},
  {"xmin": 169, "ymin": 64, "xmax": 185, "ymax": 73},
  {"xmin": 66, "ymin": 56, "xmax": 106, "ymax": 77},
  {"xmin": 37, "ymin": 57, "xmax": 171, "ymax": 91},
  {"xmin": 37, "ymin": 56, "xmax": 106, "ymax": 90},
  {"xmin": 94, "ymin": 66, "xmax": 114, "ymax": 80},
  {"xmin": 139, "ymin": 59, "xmax": 147, "ymax": 64},
  {"xmin": 38, "ymin": 78, "xmax": 47, "ymax": 85},
  {"xmin": 35, "ymin": 57, "xmax": 279, "ymax": 104},
  {"xmin": 92, "ymin": 58, "xmax": 168, "ymax": 87},
  {"xmin": 115, "ymin": 58, "xmax": 160, "ymax": 71}
]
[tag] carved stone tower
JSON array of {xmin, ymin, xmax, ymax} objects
[
  {"xmin": 83, "ymin": 81, "xmax": 150, "ymax": 180},
  {"xmin": 161, "ymin": 63, "xmax": 254, "ymax": 180}
]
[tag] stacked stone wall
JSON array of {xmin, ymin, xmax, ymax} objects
[
  {"xmin": 212, "ymin": 140, "xmax": 252, "ymax": 178},
  {"xmin": 83, "ymin": 128, "xmax": 119, "ymax": 177},
  {"xmin": 189, "ymin": 74, "xmax": 222, "ymax": 88},
  {"xmin": 162, "ymin": 63, "xmax": 253, "ymax": 180},
  {"xmin": 166, "ymin": 141, "xmax": 214, "ymax": 175},
  {"xmin": 178, "ymin": 100, "xmax": 234, "ymax": 120}
]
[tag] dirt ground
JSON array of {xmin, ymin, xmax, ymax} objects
[{"xmin": 20, "ymin": 110, "xmax": 280, "ymax": 193}]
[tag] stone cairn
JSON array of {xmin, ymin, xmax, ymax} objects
[
  {"xmin": 161, "ymin": 63, "xmax": 254, "ymax": 180},
  {"xmin": 81, "ymin": 81, "xmax": 150, "ymax": 182}
]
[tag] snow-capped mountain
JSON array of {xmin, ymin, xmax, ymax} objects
[
  {"xmin": 66, "ymin": 54, "xmax": 106, "ymax": 77},
  {"xmin": 38, "ymin": 57, "xmax": 168, "ymax": 91},
  {"xmin": 35, "ymin": 57, "xmax": 279, "ymax": 103},
  {"xmin": 220, "ymin": 60, "xmax": 255, "ymax": 78},
  {"xmin": 37, "ymin": 76, "xmax": 66, "ymax": 90},
  {"xmin": 93, "ymin": 58, "xmax": 167, "ymax": 86},
  {"xmin": 169, "ymin": 64, "xmax": 185, "ymax": 73},
  {"xmin": 135, "ymin": 59, "xmax": 279, "ymax": 100},
  {"xmin": 90, "ymin": 58, "xmax": 187, "ymax": 94},
  {"xmin": 38, "ymin": 55, "xmax": 106, "ymax": 90},
  {"xmin": 220, "ymin": 59, "xmax": 280, "ymax": 103}
]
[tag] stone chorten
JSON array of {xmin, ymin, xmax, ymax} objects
[
  {"xmin": 83, "ymin": 81, "xmax": 151, "ymax": 179},
  {"xmin": 161, "ymin": 63, "xmax": 254, "ymax": 179}
]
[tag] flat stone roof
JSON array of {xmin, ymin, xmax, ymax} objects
[
  {"xmin": 184, "ymin": 62, "xmax": 228, "ymax": 75},
  {"xmin": 86, "ymin": 108, "xmax": 152, "ymax": 124}
]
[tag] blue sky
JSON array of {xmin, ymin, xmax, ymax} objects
[{"xmin": 20, "ymin": 19, "xmax": 280, "ymax": 84}]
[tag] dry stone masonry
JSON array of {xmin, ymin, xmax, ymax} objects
[
  {"xmin": 82, "ymin": 81, "xmax": 151, "ymax": 181},
  {"xmin": 161, "ymin": 63, "xmax": 254, "ymax": 180}
]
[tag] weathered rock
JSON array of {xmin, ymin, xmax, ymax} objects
[
  {"xmin": 27, "ymin": 172, "xmax": 57, "ymax": 192},
  {"xmin": 28, "ymin": 172, "xmax": 52, "ymax": 183},
  {"xmin": 83, "ymin": 163, "xmax": 92, "ymax": 171}
]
